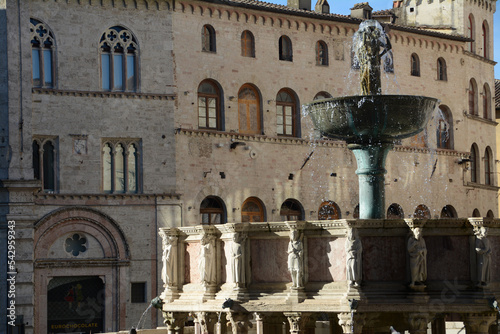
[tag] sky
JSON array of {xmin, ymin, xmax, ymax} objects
[{"xmin": 268, "ymin": 0, "xmax": 500, "ymax": 78}]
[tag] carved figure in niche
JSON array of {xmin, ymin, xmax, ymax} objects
[
  {"xmin": 408, "ymin": 227, "xmax": 427, "ymax": 288},
  {"xmin": 231, "ymin": 233, "xmax": 246, "ymax": 287},
  {"xmin": 475, "ymin": 226, "xmax": 491, "ymax": 287},
  {"xmin": 199, "ymin": 234, "xmax": 216, "ymax": 286},
  {"xmin": 161, "ymin": 233, "xmax": 178, "ymax": 287},
  {"xmin": 346, "ymin": 227, "xmax": 362, "ymax": 287},
  {"xmin": 287, "ymin": 229, "xmax": 304, "ymax": 288}
]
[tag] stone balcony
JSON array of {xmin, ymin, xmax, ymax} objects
[{"xmin": 158, "ymin": 218, "xmax": 500, "ymax": 334}]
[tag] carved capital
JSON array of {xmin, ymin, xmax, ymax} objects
[
  {"xmin": 337, "ymin": 312, "xmax": 366, "ymax": 334},
  {"xmin": 227, "ymin": 312, "xmax": 253, "ymax": 334},
  {"xmin": 284, "ymin": 312, "xmax": 314, "ymax": 334},
  {"xmin": 193, "ymin": 312, "xmax": 218, "ymax": 334},
  {"xmin": 163, "ymin": 312, "xmax": 189, "ymax": 332},
  {"xmin": 463, "ymin": 313, "xmax": 497, "ymax": 334},
  {"xmin": 407, "ymin": 313, "xmax": 430, "ymax": 334}
]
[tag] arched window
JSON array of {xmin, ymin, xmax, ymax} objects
[
  {"xmin": 436, "ymin": 105, "xmax": 453, "ymax": 150},
  {"xmin": 467, "ymin": 14, "xmax": 475, "ymax": 53},
  {"xmin": 469, "ymin": 79, "xmax": 478, "ymax": 115},
  {"xmin": 280, "ymin": 199, "xmax": 304, "ymax": 221},
  {"xmin": 241, "ymin": 197, "xmax": 265, "ymax": 222},
  {"xmin": 440, "ymin": 205, "xmax": 457, "ymax": 218},
  {"xmin": 316, "ymin": 40, "xmax": 328, "ymax": 66},
  {"xmin": 437, "ymin": 58, "xmax": 447, "ymax": 81},
  {"xmin": 241, "ymin": 30, "xmax": 255, "ymax": 57},
  {"xmin": 472, "ymin": 209, "xmax": 481, "ymax": 217},
  {"xmin": 484, "ymin": 146, "xmax": 493, "ymax": 185},
  {"xmin": 102, "ymin": 140, "xmax": 141, "ymax": 193},
  {"xmin": 198, "ymin": 80, "xmax": 222, "ymax": 130},
  {"xmin": 202, "ymin": 25, "xmax": 216, "ymax": 52},
  {"xmin": 410, "ymin": 53, "xmax": 420, "ymax": 76},
  {"xmin": 33, "ymin": 138, "xmax": 57, "ymax": 192},
  {"xmin": 279, "ymin": 35, "xmax": 293, "ymax": 61},
  {"xmin": 200, "ymin": 196, "xmax": 226, "ymax": 224},
  {"xmin": 470, "ymin": 143, "xmax": 480, "ymax": 183},
  {"xmin": 387, "ymin": 203, "xmax": 404, "ymax": 219},
  {"xmin": 238, "ymin": 84, "xmax": 261, "ymax": 135},
  {"xmin": 276, "ymin": 89, "xmax": 298, "ymax": 137},
  {"xmin": 414, "ymin": 205, "xmax": 431, "ymax": 219},
  {"xmin": 483, "ymin": 83, "xmax": 491, "ymax": 120},
  {"xmin": 318, "ymin": 201, "xmax": 341, "ymax": 220},
  {"xmin": 482, "ymin": 21, "xmax": 489, "ymax": 58},
  {"xmin": 314, "ymin": 91, "xmax": 332, "ymax": 100},
  {"xmin": 486, "ymin": 210, "xmax": 494, "ymax": 218},
  {"xmin": 30, "ymin": 18, "xmax": 55, "ymax": 88},
  {"xmin": 100, "ymin": 26, "xmax": 138, "ymax": 92}
]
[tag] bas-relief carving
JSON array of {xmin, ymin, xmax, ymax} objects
[
  {"xmin": 474, "ymin": 226, "xmax": 491, "ymax": 287},
  {"xmin": 251, "ymin": 238, "xmax": 289, "ymax": 283},
  {"xmin": 199, "ymin": 233, "xmax": 216, "ymax": 286},
  {"xmin": 408, "ymin": 227, "xmax": 427, "ymax": 289},
  {"xmin": 346, "ymin": 227, "xmax": 362, "ymax": 287},
  {"xmin": 287, "ymin": 229, "xmax": 304, "ymax": 289},
  {"xmin": 307, "ymin": 237, "xmax": 345, "ymax": 282}
]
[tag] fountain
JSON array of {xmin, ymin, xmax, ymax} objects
[{"xmin": 306, "ymin": 20, "xmax": 439, "ymax": 219}]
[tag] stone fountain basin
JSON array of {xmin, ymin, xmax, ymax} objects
[{"xmin": 307, "ymin": 95, "xmax": 439, "ymax": 144}]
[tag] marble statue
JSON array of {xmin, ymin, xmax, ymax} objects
[
  {"xmin": 475, "ymin": 226, "xmax": 491, "ymax": 287},
  {"xmin": 231, "ymin": 233, "xmax": 246, "ymax": 287},
  {"xmin": 160, "ymin": 231, "xmax": 178, "ymax": 287},
  {"xmin": 287, "ymin": 229, "xmax": 304, "ymax": 288},
  {"xmin": 346, "ymin": 228, "xmax": 362, "ymax": 287},
  {"xmin": 199, "ymin": 234, "xmax": 216, "ymax": 286},
  {"xmin": 407, "ymin": 227, "xmax": 427, "ymax": 288}
]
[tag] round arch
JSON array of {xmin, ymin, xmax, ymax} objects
[
  {"xmin": 318, "ymin": 201, "xmax": 341, "ymax": 220},
  {"xmin": 414, "ymin": 204, "xmax": 431, "ymax": 219},
  {"xmin": 387, "ymin": 203, "xmax": 404, "ymax": 219},
  {"xmin": 241, "ymin": 197, "xmax": 266, "ymax": 222},
  {"xmin": 440, "ymin": 205, "xmax": 458, "ymax": 218},
  {"xmin": 279, "ymin": 198, "xmax": 304, "ymax": 221}
]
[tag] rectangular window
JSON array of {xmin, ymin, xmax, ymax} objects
[
  {"xmin": 101, "ymin": 54, "xmax": 111, "ymax": 90},
  {"xmin": 43, "ymin": 49, "xmax": 53, "ymax": 86},
  {"xmin": 113, "ymin": 54, "xmax": 123, "ymax": 91},
  {"xmin": 32, "ymin": 49, "xmax": 41, "ymax": 86},
  {"xmin": 127, "ymin": 55, "xmax": 136, "ymax": 91},
  {"xmin": 131, "ymin": 282, "xmax": 146, "ymax": 303}
]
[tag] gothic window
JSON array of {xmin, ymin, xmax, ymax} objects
[
  {"xmin": 280, "ymin": 199, "xmax": 304, "ymax": 221},
  {"xmin": 484, "ymin": 146, "xmax": 493, "ymax": 185},
  {"xmin": 483, "ymin": 83, "xmax": 491, "ymax": 119},
  {"xmin": 102, "ymin": 139, "xmax": 141, "ymax": 193},
  {"xmin": 200, "ymin": 196, "xmax": 226, "ymax": 224},
  {"xmin": 238, "ymin": 84, "xmax": 261, "ymax": 135},
  {"xmin": 486, "ymin": 210, "xmax": 494, "ymax": 218},
  {"xmin": 482, "ymin": 21, "xmax": 489, "ymax": 58},
  {"xmin": 410, "ymin": 53, "xmax": 420, "ymax": 76},
  {"xmin": 316, "ymin": 40, "xmax": 328, "ymax": 66},
  {"xmin": 241, "ymin": 197, "xmax": 265, "ymax": 223},
  {"xmin": 318, "ymin": 201, "xmax": 341, "ymax": 220},
  {"xmin": 276, "ymin": 89, "xmax": 298, "ymax": 137},
  {"xmin": 440, "ymin": 205, "xmax": 457, "ymax": 218},
  {"xmin": 32, "ymin": 137, "xmax": 57, "ymax": 192},
  {"xmin": 437, "ymin": 58, "xmax": 447, "ymax": 81},
  {"xmin": 470, "ymin": 143, "xmax": 480, "ymax": 183},
  {"xmin": 202, "ymin": 25, "xmax": 216, "ymax": 52},
  {"xmin": 100, "ymin": 26, "xmax": 138, "ymax": 92},
  {"xmin": 241, "ymin": 30, "xmax": 255, "ymax": 57},
  {"xmin": 472, "ymin": 209, "xmax": 481, "ymax": 217},
  {"xmin": 198, "ymin": 80, "xmax": 222, "ymax": 130},
  {"xmin": 279, "ymin": 35, "xmax": 293, "ymax": 61},
  {"xmin": 413, "ymin": 204, "xmax": 431, "ymax": 219},
  {"xmin": 436, "ymin": 105, "xmax": 453, "ymax": 150},
  {"xmin": 469, "ymin": 79, "xmax": 478, "ymax": 115},
  {"xmin": 387, "ymin": 203, "xmax": 404, "ymax": 219},
  {"xmin": 314, "ymin": 91, "xmax": 332, "ymax": 100},
  {"xmin": 467, "ymin": 14, "xmax": 475, "ymax": 53},
  {"xmin": 30, "ymin": 18, "xmax": 55, "ymax": 88}
]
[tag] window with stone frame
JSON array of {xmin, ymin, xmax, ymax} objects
[
  {"xmin": 241, "ymin": 197, "xmax": 265, "ymax": 223},
  {"xmin": 200, "ymin": 196, "xmax": 226, "ymax": 224},
  {"xmin": 436, "ymin": 105, "xmax": 453, "ymax": 150},
  {"xmin": 238, "ymin": 84, "xmax": 261, "ymax": 135},
  {"xmin": 437, "ymin": 57, "xmax": 447, "ymax": 81},
  {"xmin": 387, "ymin": 203, "xmax": 404, "ymax": 219},
  {"xmin": 276, "ymin": 89, "xmax": 298, "ymax": 137},
  {"xmin": 484, "ymin": 146, "xmax": 493, "ymax": 186},
  {"xmin": 314, "ymin": 91, "xmax": 332, "ymax": 100},
  {"xmin": 280, "ymin": 199, "xmax": 304, "ymax": 221},
  {"xmin": 33, "ymin": 137, "xmax": 58, "ymax": 193},
  {"xmin": 30, "ymin": 18, "xmax": 55, "ymax": 88},
  {"xmin": 102, "ymin": 139, "xmax": 141, "ymax": 193},
  {"xmin": 440, "ymin": 205, "xmax": 457, "ymax": 218},
  {"xmin": 410, "ymin": 53, "xmax": 420, "ymax": 76},
  {"xmin": 318, "ymin": 201, "xmax": 341, "ymax": 220},
  {"xmin": 202, "ymin": 25, "xmax": 216, "ymax": 53},
  {"xmin": 467, "ymin": 14, "xmax": 475, "ymax": 53},
  {"xmin": 198, "ymin": 80, "xmax": 222, "ymax": 130},
  {"xmin": 469, "ymin": 79, "xmax": 478, "ymax": 116},
  {"xmin": 470, "ymin": 143, "xmax": 480, "ymax": 183},
  {"xmin": 483, "ymin": 83, "xmax": 491, "ymax": 120},
  {"xmin": 100, "ymin": 26, "xmax": 139, "ymax": 92},
  {"xmin": 316, "ymin": 40, "xmax": 328, "ymax": 66},
  {"xmin": 279, "ymin": 35, "xmax": 293, "ymax": 61},
  {"xmin": 413, "ymin": 204, "xmax": 430, "ymax": 219},
  {"xmin": 241, "ymin": 30, "xmax": 255, "ymax": 57},
  {"xmin": 482, "ymin": 20, "xmax": 489, "ymax": 59}
]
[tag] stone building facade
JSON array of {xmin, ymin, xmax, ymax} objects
[{"xmin": 0, "ymin": 0, "xmax": 497, "ymax": 333}]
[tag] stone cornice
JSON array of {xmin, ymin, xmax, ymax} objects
[
  {"xmin": 464, "ymin": 112, "xmax": 498, "ymax": 125},
  {"xmin": 34, "ymin": 259, "xmax": 130, "ymax": 268},
  {"xmin": 463, "ymin": 50, "xmax": 497, "ymax": 66},
  {"xmin": 33, "ymin": 192, "xmax": 182, "ymax": 205},
  {"xmin": 465, "ymin": 182, "xmax": 500, "ymax": 191},
  {"xmin": 32, "ymin": 88, "xmax": 176, "ymax": 100}
]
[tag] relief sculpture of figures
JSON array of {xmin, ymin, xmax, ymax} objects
[
  {"xmin": 160, "ymin": 231, "xmax": 177, "ymax": 287},
  {"xmin": 346, "ymin": 228, "xmax": 362, "ymax": 287},
  {"xmin": 199, "ymin": 234, "xmax": 216, "ymax": 286},
  {"xmin": 475, "ymin": 226, "xmax": 491, "ymax": 287},
  {"xmin": 408, "ymin": 227, "xmax": 427, "ymax": 289},
  {"xmin": 231, "ymin": 233, "xmax": 246, "ymax": 288},
  {"xmin": 287, "ymin": 229, "xmax": 304, "ymax": 289}
]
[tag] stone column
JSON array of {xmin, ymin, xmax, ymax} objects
[
  {"xmin": 193, "ymin": 312, "xmax": 218, "ymax": 334},
  {"xmin": 227, "ymin": 312, "xmax": 253, "ymax": 334},
  {"xmin": 284, "ymin": 312, "xmax": 313, "ymax": 334},
  {"xmin": 163, "ymin": 312, "xmax": 188, "ymax": 334},
  {"xmin": 463, "ymin": 313, "xmax": 497, "ymax": 334},
  {"xmin": 407, "ymin": 313, "xmax": 430, "ymax": 334},
  {"xmin": 254, "ymin": 313, "xmax": 265, "ymax": 334},
  {"xmin": 337, "ymin": 312, "xmax": 365, "ymax": 334}
]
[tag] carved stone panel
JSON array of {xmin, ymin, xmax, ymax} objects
[
  {"xmin": 251, "ymin": 238, "xmax": 289, "ymax": 283},
  {"xmin": 426, "ymin": 236, "xmax": 470, "ymax": 281},
  {"xmin": 307, "ymin": 237, "xmax": 346, "ymax": 282},
  {"xmin": 362, "ymin": 236, "xmax": 406, "ymax": 281}
]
